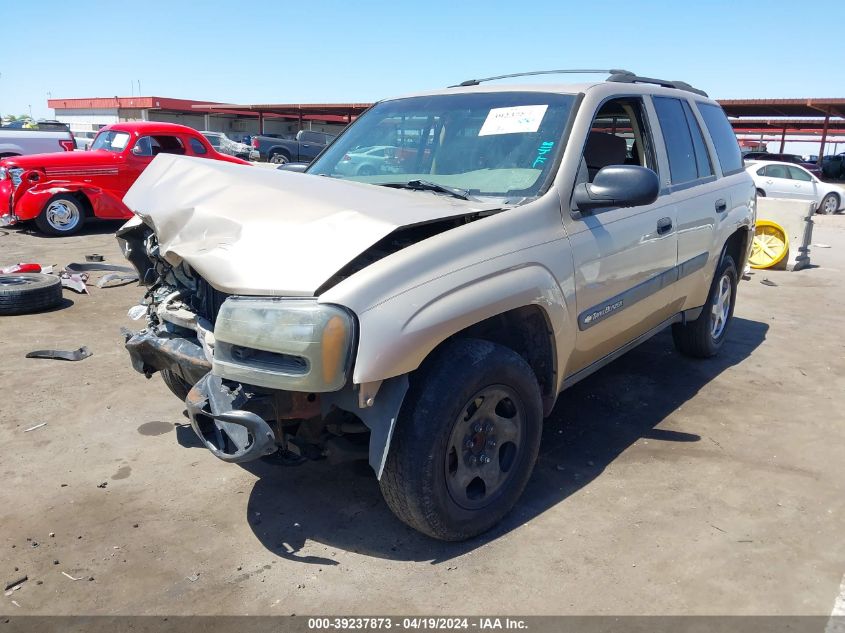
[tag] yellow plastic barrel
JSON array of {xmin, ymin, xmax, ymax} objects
[{"xmin": 749, "ymin": 220, "xmax": 789, "ymax": 269}]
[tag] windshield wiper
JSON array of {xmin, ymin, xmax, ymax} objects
[{"xmin": 380, "ymin": 179, "xmax": 475, "ymax": 201}]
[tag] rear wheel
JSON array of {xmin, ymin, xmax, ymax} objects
[
  {"xmin": 380, "ymin": 338, "xmax": 542, "ymax": 541},
  {"xmin": 269, "ymin": 152, "xmax": 289, "ymax": 165},
  {"xmin": 819, "ymin": 192, "xmax": 839, "ymax": 215},
  {"xmin": 672, "ymin": 254, "xmax": 737, "ymax": 358},
  {"xmin": 35, "ymin": 195, "xmax": 86, "ymax": 236},
  {"xmin": 756, "ymin": 188, "xmax": 766, "ymax": 197}
]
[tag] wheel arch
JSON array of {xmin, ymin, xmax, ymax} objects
[
  {"xmin": 350, "ymin": 264, "xmax": 570, "ymax": 416},
  {"xmin": 723, "ymin": 225, "xmax": 751, "ymax": 272},
  {"xmin": 436, "ymin": 305, "xmax": 558, "ymax": 416},
  {"xmin": 268, "ymin": 146, "xmax": 291, "ymax": 160}
]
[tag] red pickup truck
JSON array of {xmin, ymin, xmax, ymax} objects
[{"xmin": 0, "ymin": 122, "xmax": 249, "ymax": 235}]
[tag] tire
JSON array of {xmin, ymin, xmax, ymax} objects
[
  {"xmin": 380, "ymin": 338, "xmax": 542, "ymax": 541},
  {"xmin": 819, "ymin": 192, "xmax": 839, "ymax": 215},
  {"xmin": 756, "ymin": 188, "xmax": 766, "ymax": 197},
  {"xmin": 672, "ymin": 254, "xmax": 738, "ymax": 358},
  {"xmin": 357, "ymin": 164, "xmax": 376, "ymax": 176},
  {"xmin": 269, "ymin": 152, "xmax": 289, "ymax": 165},
  {"xmin": 160, "ymin": 369, "xmax": 192, "ymax": 400},
  {"xmin": 0, "ymin": 273, "xmax": 63, "ymax": 316},
  {"xmin": 35, "ymin": 195, "xmax": 86, "ymax": 236}
]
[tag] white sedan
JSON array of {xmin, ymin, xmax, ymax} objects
[{"xmin": 746, "ymin": 160, "xmax": 843, "ymax": 214}]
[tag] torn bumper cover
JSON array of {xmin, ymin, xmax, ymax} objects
[
  {"xmin": 125, "ymin": 330, "xmax": 278, "ymax": 463},
  {"xmin": 124, "ymin": 329, "xmax": 210, "ymax": 386},
  {"xmin": 185, "ymin": 373, "xmax": 277, "ymax": 463}
]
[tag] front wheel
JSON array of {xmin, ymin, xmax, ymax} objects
[
  {"xmin": 819, "ymin": 192, "xmax": 839, "ymax": 215},
  {"xmin": 380, "ymin": 338, "xmax": 542, "ymax": 541},
  {"xmin": 672, "ymin": 254, "xmax": 737, "ymax": 358},
  {"xmin": 35, "ymin": 195, "xmax": 86, "ymax": 236},
  {"xmin": 160, "ymin": 369, "xmax": 192, "ymax": 401}
]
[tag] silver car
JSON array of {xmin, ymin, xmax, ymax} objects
[
  {"xmin": 746, "ymin": 160, "xmax": 843, "ymax": 214},
  {"xmin": 200, "ymin": 131, "xmax": 259, "ymax": 162}
]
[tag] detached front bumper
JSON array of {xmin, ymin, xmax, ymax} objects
[
  {"xmin": 124, "ymin": 329, "xmax": 276, "ymax": 463},
  {"xmin": 185, "ymin": 373, "xmax": 278, "ymax": 463}
]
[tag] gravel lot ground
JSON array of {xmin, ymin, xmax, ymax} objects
[{"xmin": 1, "ymin": 217, "xmax": 844, "ymax": 616}]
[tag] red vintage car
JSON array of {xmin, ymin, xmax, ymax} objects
[{"xmin": 0, "ymin": 122, "xmax": 250, "ymax": 235}]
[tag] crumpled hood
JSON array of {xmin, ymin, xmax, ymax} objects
[{"xmin": 122, "ymin": 154, "xmax": 499, "ymax": 296}]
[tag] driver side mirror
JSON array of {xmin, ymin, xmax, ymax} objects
[{"xmin": 572, "ymin": 165, "xmax": 659, "ymax": 214}]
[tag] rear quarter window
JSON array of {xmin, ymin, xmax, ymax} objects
[
  {"xmin": 696, "ymin": 103, "xmax": 743, "ymax": 176},
  {"xmin": 189, "ymin": 138, "xmax": 208, "ymax": 155}
]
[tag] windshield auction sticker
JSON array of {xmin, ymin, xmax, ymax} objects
[{"xmin": 478, "ymin": 105, "xmax": 548, "ymax": 136}]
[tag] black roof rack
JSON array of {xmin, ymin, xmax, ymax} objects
[
  {"xmin": 449, "ymin": 69, "xmax": 634, "ymax": 88},
  {"xmin": 607, "ymin": 71, "xmax": 708, "ymax": 97},
  {"xmin": 449, "ymin": 69, "xmax": 708, "ymax": 97}
]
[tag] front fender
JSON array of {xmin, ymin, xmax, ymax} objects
[
  {"xmin": 350, "ymin": 263, "xmax": 571, "ymax": 388},
  {"xmin": 14, "ymin": 182, "xmax": 129, "ymax": 221}
]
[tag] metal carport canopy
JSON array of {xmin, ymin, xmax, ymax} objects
[
  {"xmin": 191, "ymin": 102, "xmax": 372, "ymax": 130},
  {"xmin": 719, "ymin": 98, "xmax": 845, "ymax": 159}
]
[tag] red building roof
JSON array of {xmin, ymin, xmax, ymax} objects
[{"xmin": 47, "ymin": 96, "xmax": 225, "ymax": 111}]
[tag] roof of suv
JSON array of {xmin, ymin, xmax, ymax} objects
[{"xmin": 388, "ymin": 80, "xmax": 719, "ymax": 106}]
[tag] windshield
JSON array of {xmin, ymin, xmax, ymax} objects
[
  {"xmin": 308, "ymin": 92, "xmax": 576, "ymax": 200},
  {"xmin": 91, "ymin": 130, "xmax": 131, "ymax": 152}
]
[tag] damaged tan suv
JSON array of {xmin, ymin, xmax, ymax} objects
[{"xmin": 118, "ymin": 70, "xmax": 754, "ymax": 541}]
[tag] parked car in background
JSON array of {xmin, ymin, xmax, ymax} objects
[
  {"xmin": 1, "ymin": 123, "xmax": 75, "ymax": 158},
  {"xmin": 3, "ymin": 119, "xmax": 70, "ymax": 131},
  {"xmin": 201, "ymin": 131, "xmax": 259, "ymax": 161},
  {"xmin": 73, "ymin": 131, "xmax": 98, "ymax": 150},
  {"xmin": 742, "ymin": 151, "xmax": 821, "ymax": 177},
  {"xmin": 251, "ymin": 129, "xmax": 336, "ymax": 164},
  {"xmin": 746, "ymin": 160, "xmax": 843, "ymax": 214},
  {"xmin": 0, "ymin": 122, "xmax": 250, "ymax": 235},
  {"xmin": 821, "ymin": 154, "xmax": 845, "ymax": 180},
  {"xmin": 334, "ymin": 145, "xmax": 400, "ymax": 176}
]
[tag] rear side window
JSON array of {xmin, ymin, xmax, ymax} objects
[
  {"xmin": 765, "ymin": 164, "xmax": 790, "ymax": 179},
  {"xmin": 300, "ymin": 131, "xmax": 323, "ymax": 143},
  {"xmin": 696, "ymin": 103, "xmax": 743, "ymax": 175},
  {"xmin": 189, "ymin": 138, "xmax": 207, "ymax": 155},
  {"xmin": 787, "ymin": 165, "xmax": 812, "ymax": 181},
  {"xmin": 653, "ymin": 97, "xmax": 698, "ymax": 185}
]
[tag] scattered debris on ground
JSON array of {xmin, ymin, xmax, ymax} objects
[
  {"xmin": 25, "ymin": 347, "xmax": 92, "ymax": 362},
  {"xmin": 4, "ymin": 576, "xmax": 27, "ymax": 592}
]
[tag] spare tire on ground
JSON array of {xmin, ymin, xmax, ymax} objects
[{"xmin": 0, "ymin": 273, "xmax": 63, "ymax": 316}]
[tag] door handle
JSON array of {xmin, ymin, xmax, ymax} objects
[
  {"xmin": 657, "ymin": 217, "xmax": 673, "ymax": 235},
  {"xmin": 715, "ymin": 198, "xmax": 728, "ymax": 213}
]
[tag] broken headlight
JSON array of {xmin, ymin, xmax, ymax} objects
[{"xmin": 212, "ymin": 298, "xmax": 355, "ymax": 392}]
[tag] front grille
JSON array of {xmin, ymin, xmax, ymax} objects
[{"xmin": 191, "ymin": 276, "xmax": 229, "ymax": 325}]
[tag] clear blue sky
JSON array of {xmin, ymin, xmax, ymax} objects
[{"xmin": 2, "ymin": 0, "xmax": 843, "ymax": 152}]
